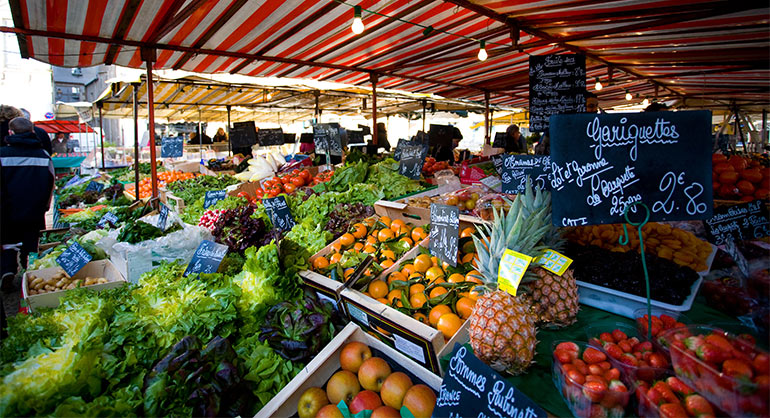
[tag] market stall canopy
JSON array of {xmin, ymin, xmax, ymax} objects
[
  {"xmin": 34, "ymin": 120, "xmax": 96, "ymax": 134},
  {"xmin": 4, "ymin": 0, "xmax": 769, "ymax": 109},
  {"xmin": 92, "ymin": 70, "xmax": 516, "ymax": 123}
]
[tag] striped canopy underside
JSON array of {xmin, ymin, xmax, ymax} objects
[{"xmin": 8, "ymin": 0, "xmax": 770, "ymax": 110}]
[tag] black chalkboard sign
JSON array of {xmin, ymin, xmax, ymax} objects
[
  {"xmin": 230, "ymin": 121, "xmax": 257, "ymax": 149},
  {"xmin": 492, "ymin": 132, "xmax": 507, "ymax": 148},
  {"xmin": 529, "ymin": 54, "xmax": 586, "ymax": 132},
  {"xmin": 263, "ymin": 195, "xmax": 296, "ymax": 231},
  {"xmin": 550, "ymin": 111, "xmax": 714, "ymax": 226},
  {"xmin": 56, "ymin": 241, "xmax": 93, "ymax": 277},
  {"xmin": 85, "ymin": 181, "xmax": 104, "ymax": 193},
  {"xmin": 97, "ymin": 211, "xmax": 119, "ymax": 229},
  {"xmin": 429, "ymin": 203, "xmax": 459, "ymax": 267},
  {"xmin": 491, "ymin": 154, "xmax": 505, "ymax": 175},
  {"xmin": 434, "ymin": 344, "xmax": 547, "ymax": 418},
  {"xmin": 184, "ymin": 240, "xmax": 228, "ymax": 276},
  {"xmin": 312, "ymin": 123, "xmax": 343, "ymax": 156},
  {"xmin": 704, "ymin": 200, "xmax": 770, "ymax": 245},
  {"xmin": 283, "ymin": 133, "xmax": 296, "ymax": 144},
  {"xmin": 398, "ymin": 144, "xmax": 426, "ymax": 180},
  {"xmin": 258, "ymin": 128, "xmax": 284, "ymax": 146},
  {"xmin": 161, "ymin": 136, "xmax": 184, "ymax": 158},
  {"xmin": 203, "ymin": 190, "xmax": 227, "ymax": 209},
  {"xmin": 501, "ymin": 155, "xmax": 551, "ymax": 194},
  {"xmin": 158, "ymin": 203, "xmax": 170, "ymax": 231},
  {"xmin": 348, "ymin": 130, "xmax": 365, "ymax": 145}
]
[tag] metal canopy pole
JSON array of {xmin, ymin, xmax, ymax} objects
[
  {"xmin": 143, "ymin": 48, "xmax": 159, "ymax": 198},
  {"xmin": 132, "ymin": 82, "xmax": 140, "ymax": 201},
  {"xmin": 422, "ymin": 99, "xmax": 427, "ymax": 132},
  {"xmin": 198, "ymin": 107, "xmax": 203, "ymax": 162},
  {"xmin": 226, "ymin": 105, "xmax": 231, "ymax": 156},
  {"xmin": 762, "ymin": 109, "xmax": 767, "ymax": 145},
  {"xmin": 97, "ymin": 102, "xmax": 105, "ymax": 168},
  {"xmin": 484, "ymin": 91, "xmax": 490, "ymax": 145},
  {"xmin": 371, "ymin": 73, "xmax": 378, "ymax": 146}
]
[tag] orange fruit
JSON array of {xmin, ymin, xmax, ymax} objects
[
  {"xmin": 331, "ymin": 241, "xmax": 342, "ymax": 253},
  {"xmin": 378, "ymin": 229, "xmax": 395, "ymax": 242},
  {"xmin": 465, "ymin": 270, "xmax": 483, "ymax": 284},
  {"xmin": 429, "ymin": 286, "xmax": 448, "ymax": 299},
  {"xmin": 390, "ymin": 219, "xmax": 407, "ymax": 234},
  {"xmin": 366, "ymin": 235, "xmax": 378, "ymax": 245},
  {"xmin": 313, "ymin": 256, "xmax": 329, "ymax": 270},
  {"xmin": 448, "ymin": 273, "xmax": 465, "ymax": 283},
  {"xmin": 329, "ymin": 253, "xmax": 342, "ymax": 264},
  {"xmin": 380, "ymin": 259, "xmax": 394, "ymax": 269},
  {"xmin": 409, "ymin": 292, "xmax": 428, "ymax": 309},
  {"xmin": 425, "ymin": 266, "xmax": 444, "ymax": 282},
  {"xmin": 461, "ymin": 252, "xmax": 476, "ymax": 264},
  {"xmin": 376, "ymin": 297, "xmax": 389, "ymax": 305},
  {"xmin": 379, "ymin": 216, "xmax": 392, "ymax": 228},
  {"xmin": 351, "ymin": 223, "xmax": 367, "ymax": 239},
  {"xmin": 340, "ymin": 233, "xmax": 355, "ymax": 247},
  {"xmin": 455, "ymin": 297, "xmax": 476, "ymax": 319},
  {"xmin": 364, "ymin": 268, "xmax": 373, "ymax": 276},
  {"xmin": 408, "ymin": 272, "xmax": 424, "ymax": 281},
  {"xmin": 369, "ymin": 280, "xmax": 389, "ymax": 299},
  {"xmin": 387, "ymin": 289, "xmax": 403, "ymax": 304},
  {"xmin": 430, "ymin": 256, "xmax": 439, "ymax": 267},
  {"xmin": 363, "ymin": 244, "xmax": 377, "ymax": 254},
  {"xmin": 409, "ymin": 283, "xmax": 425, "ymax": 295},
  {"xmin": 413, "ymin": 312, "xmax": 428, "ymax": 325},
  {"xmin": 437, "ymin": 313, "xmax": 463, "ymax": 338},
  {"xmin": 399, "ymin": 237, "xmax": 413, "ymax": 246},
  {"xmin": 401, "ymin": 263, "xmax": 416, "ymax": 276},
  {"xmin": 381, "ymin": 250, "xmax": 396, "ymax": 260},
  {"xmin": 429, "ymin": 305, "xmax": 452, "ymax": 327},
  {"xmin": 411, "ymin": 227, "xmax": 427, "ymax": 243},
  {"xmin": 344, "ymin": 268, "xmax": 355, "ymax": 280},
  {"xmin": 364, "ymin": 217, "xmax": 376, "ymax": 226},
  {"xmin": 388, "ymin": 271, "xmax": 406, "ymax": 285},
  {"xmin": 414, "ymin": 254, "xmax": 432, "ymax": 273},
  {"xmin": 353, "ymin": 242, "xmax": 364, "ymax": 252},
  {"xmin": 431, "ymin": 277, "xmax": 446, "ymax": 285},
  {"xmin": 460, "ymin": 227, "xmax": 475, "ymax": 238}
]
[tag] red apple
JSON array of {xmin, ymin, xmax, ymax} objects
[
  {"xmin": 349, "ymin": 390, "xmax": 383, "ymax": 414},
  {"xmin": 358, "ymin": 357, "xmax": 392, "ymax": 392},
  {"xmin": 297, "ymin": 387, "xmax": 329, "ymax": 418},
  {"xmin": 403, "ymin": 384, "xmax": 437, "ymax": 418},
  {"xmin": 371, "ymin": 405, "xmax": 402, "ymax": 418},
  {"xmin": 326, "ymin": 370, "xmax": 360, "ymax": 406},
  {"xmin": 316, "ymin": 404, "xmax": 344, "ymax": 418},
  {"xmin": 340, "ymin": 341, "xmax": 373, "ymax": 373}
]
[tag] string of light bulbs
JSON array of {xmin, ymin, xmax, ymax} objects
[{"xmin": 335, "ymin": 0, "xmax": 531, "ymax": 62}]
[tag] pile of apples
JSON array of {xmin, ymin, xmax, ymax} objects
[
  {"xmin": 712, "ymin": 154, "xmax": 769, "ymax": 201},
  {"xmin": 297, "ymin": 341, "xmax": 436, "ymax": 418}
]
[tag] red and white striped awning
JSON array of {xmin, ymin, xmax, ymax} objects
[{"xmin": 4, "ymin": 0, "xmax": 769, "ymax": 109}]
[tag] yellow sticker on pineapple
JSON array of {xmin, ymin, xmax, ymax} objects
[
  {"xmin": 497, "ymin": 249, "xmax": 532, "ymax": 296},
  {"xmin": 534, "ymin": 249, "xmax": 573, "ymax": 276}
]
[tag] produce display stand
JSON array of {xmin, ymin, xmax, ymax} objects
[{"xmin": 256, "ymin": 322, "xmax": 442, "ymax": 418}]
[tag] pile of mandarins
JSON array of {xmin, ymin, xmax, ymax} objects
[{"xmin": 712, "ymin": 154, "xmax": 769, "ymax": 201}]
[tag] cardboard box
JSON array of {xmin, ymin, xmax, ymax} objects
[
  {"xmin": 199, "ymin": 164, "xmax": 236, "ymax": 177},
  {"xmin": 255, "ymin": 323, "xmax": 442, "ymax": 418},
  {"xmin": 382, "ymin": 198, "xmax": 488, "ymax": 226},
  {"xmin": 22, "ymin": 259, "xmax": 127, "ymax": 312},
  {"xmin": 226, "ymin": 181, "xmax": 264, "ymax": 199}
]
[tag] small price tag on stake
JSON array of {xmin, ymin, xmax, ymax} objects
[
  {"xmin": 56, "ymin": 242, "xmax": 93, "ymax": 277},
  {"xmin": 85, "ymin": 181, "xmax": 104, "ymax": 193},
  {"xmin": 97, "ymin": 212, "xmax": 119, "ymax": 228},
  {"xmin": 497, "ymin": 249, "xmax": 532, "ymax": 296},
  {"xmin": 157, "ymin": 203, "xmax": 169, "ymax": 231},
  {"xmin": 534, "ymin": 249, "xmax": 572, "ymax": 276}
]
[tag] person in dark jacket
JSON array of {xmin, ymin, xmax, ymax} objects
[
  {"xmin": 34, "ymin": 126, "xmax": 53, "ymax": 155},
  {"xmin": 1, "ymin": 118, "xmax": 54, "ymax": 291},
  {"xmin": 0, "ymin": 105, "xmax": 23, "ymax": 145}
]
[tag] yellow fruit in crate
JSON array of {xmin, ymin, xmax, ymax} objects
[
  {"xmin": 460, "ymin": 227, "xmax": 475, "ymax": 238},
  {"xmin": 429, "ymin": 305, "xmax": 452, "ymax": 327},
  {"xmin": 461, "ymin": 253, "xmax": 476, "ymax": 264},
  {"xmin": 364, "ymin": 217, "xmax": 376, "ymax": 226},
  {"xmin": 379, "ymin": 216, "xmax": 392, "ymax": 228},
  {"xmin": 380, "ymin": 259, "xmax": 394, "ymax": 269},
  {"xmin": 340, "ymin": 233, "xmax": 355, "ymax": 247},
  {"xmin": 344, "ymin": 268, "xmax": 355, "ymax": 280},
  {"xmin": 425, "ymin": 267, "xmax": 444, "ymax": 282},
  {"xmin": 378, "ymin": 229, "xmax": 395, "ymax": 242},
  {"xmin": 330, "ymin": 253, "xmax": 342, "ymax": 264},
  {"xmin": 448, "ymin": 273, "xmax": 465, "ymax": 283},
  {"xmin": 352, "ymin": 223, "xmax": 367, "ymax": 239},
  {"xmin": 331, "ymin": 242, "xmax": 342, "ymax": 253},
  {"xmin": 437, "ymin": 313, "xmax": 463, "ymax": 339},
  {"xmin": 414, "ymin": 254, "xmax": 432, "ymax": 273},
  {"xmin": 411, "ymin": 227, "xmax": 427, "ymax": 243},
  {"xmin": 366, "ymin": 235, "xmax": 378, "ymax": 245},
  {"xmin": 376, "ymin": 297, "xmax": 389, "ymax": 305},
  {"xmin": 455, "ymin": 297, "xmax": 476, "ymax": 319},
  {"xmin": 388, "ymin": 271, "xmax": 406, "ymax": 285},
  {"xmin": 409, "ymin": 292, "xmax": 428, "ymax": 309},
  {"xmin": 381, "ymin": 250, "xmax": 396, "ymax": 261},
  {"xmin": 313, "ymin": 257, "xmax": 330, "ymax": 270},
  {"xmin": 465, "ymin": 270, "xmax": 483, "ymax": 284},
  {"xmin": 431, "ymin": 277, "xmax": 446, "ymax": 285},
  {"xmin": 409, "ymin": 283, "xmax": 425, "ymax": 295},
  {"xmin": 461, "ymin": 240, "xmax": 476, "ymax": 254},
  {"xmin": 369, "ymin": 281, "xmax": 388, "ymax": 299},
  {"xmin": 429, "ymin": 286, "xmax": 447, "ymax": 299}
]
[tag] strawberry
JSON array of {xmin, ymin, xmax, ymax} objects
[
  {"xmin": 659, "ymin": 402, "xmax": 688, "ymax": 418},
  {"xmin": 586, "ymin": 375, "xmax": 608, "ymax": 385},
  {"xmin": 604, "ymin": 368, "xmax": 621, "ymax": 382},
  {"xmin": 566, "ymin": 369, "xmax": 586, "ymax": 384},
  {"xmin": 574, "ymin": 359, "xmax": 589, "ymax": 375},
  {"xmin": 704, "ymin": 333, "xmax": 734, "ymax": 354},
  {"xmin": 755, "ymin": 374, "xmax": 769, "ymax": 388},
  {"xmin": 627, "ymin": 336, "xmax": 641, "ymax": 347},
  {"xmin": 648, "ymin": 352, "xmax": 669, "ymax": 369},
  {"xmin": 666, "ymin": 376, "xmax": 694, "ymax": 396},
  {"xmin": 609, "ymin": 379, "xmax": 627, "ymax": 392},
  {"xmin": 646, "ymin": 385, "xmax": 664, "ymax": 405},
  {"xmin": 599, "ymin": 332, "xmax": 615, "ymax": 343},
  {"xmin": 684, "ymin": 394, "xmax": 714, "ymax": 417},
  {"xmin": 555, "ymin": 348, "xmax": 577, "ymax": 364},
  {"xmin": 556, "ymin": 341, "xmax": 579, "ymax": 352},
  {"xmin": 619, "ymin": 353, "xmax": 638, "ymax": 367},
  {"xmin": 660, "ymin": 314, "xmax": 677, "ymax": 327},
  {"xmin": 598, "ymin": 361, "xmax": 611, "ymax": 370},
  {"xmin": 696, "ymin": 343, "xmax": 729, "ymax": 364},
  {"xmin": 653, "ymin": 381, "xmax": 679, "ymax": 404},
  {"xmin": 737, "ymin": 394, "xmax": 767, "ymax": 416},
  {"xmin": 722, "ymin": 358, "xmax": 753, "ymax": 379},
  {"xmin": 618, "ymin": 340, "xmax": 633, "ymax": 353},
  {"xmin": 603, "ymin": 342, "xmax": 623, "ymax": 360},
  {"xmin": 674, "ymin": 322, "xmax": 686, "ymax": 329},
  {"xmin": 584, "ymin": 347, "xmax": 608, "ymax": 364},
  {"xmin": 684, "ymin": 335, "xmax": 705, "ymax": 352},
  {"xmin": 588, "ymin": 364, "xmax": 604, "ymax": 376},
  {"xmin": 612, "ymin": 329, "xmax": 628, "ymax": 342},
  {"xmin": 583, "ymin": 380, "xmax": 608, "ymax": 402},
  {"xmin": 633, "ymin": 341, "xmax": 653, "ymax": 353},
  {"xmin": 737, "ymin": 333, "xmax": 756, "ymax": 348},
  {"xmin": 588, "ymin": 404, "xmax": 608, "ymax": 418},
  {"xmin": 753, "ymin": 353, "xmax": 769, "ymax": 374},
  {"xmin": 600, "ymin": 380, "xmax": 628, "ymax": 409}
]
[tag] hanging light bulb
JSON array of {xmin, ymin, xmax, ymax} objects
[
  {"xmin": 477, "ymin": 40, "xmax": 488, "ymax": 61},
  {"xmin": 625, "ymin": 90, "xmax": 632, "ymax": 101},
  {"xmin": 642, "ymin": 97, "xmax": 650, "ymax": 106},
  {"xmin": 351, "ymin": 6, "xmax": 364, "ymax": 34},
  {"xmin": 594, "ymin": 77, "xmax": 603, "ymax": 91}
]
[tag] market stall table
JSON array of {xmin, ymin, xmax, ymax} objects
[{"xmin": 441, "ymin": 301, "xmax": 750, "ymax": 418}]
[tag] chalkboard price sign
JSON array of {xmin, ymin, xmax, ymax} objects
[
  {"xmin": 398, "ymin": 145, "xmax": 426, "ymax": 180},
  {"xmin": 312, "ymin": 123, "xmax": 343, "ymax": 156},
  {"xmin": 550, "ymin": 111, "xmax": 714, "ymax": 226},
  {"xmin": 492, "ymin": 132, "xmax": 507, "ymax": 148},
  {"xmin": 529, "ymin": 54, "xmax": 586, "ymax": 132},
  {"xmin": 157, "ymin": 203, "xmax": 170, "ymax": 231},
  {"xmin": 203, "ymin": 190, "xmax": 227, "ymax": 209},
  {"xmin": 258, "ymin": 128, "xmax": 284, "ymax": 146},
  {"xmin": 491, "ymin": 154, "xmax": 505, "ymax": 175},
  {"xmin": 85, "ymin": 181, "xmax": 104, "ymax": 193},
  {"xmin": 263, "ymin": 195, "xmax": 296, "ymax": 231},
  {"xmin": 501, "ymin": 155, "xmax": 551, "ymax": 194},
  {"xmin": 429, "ymin": 204, "xmax": 460, "ymax": 267},
  {"xmin": 704, "ymin": 200, "xmax": 770, "ymax": 245},
  {"xmin": 97, "ymin": 211, "xmax": 119, "ymax": 229},
  {"xmin": 56, "ymin": 242, "xmax": 93, "ymax": 277},
  {"xmin": 230, "ymin": 121, "xmax": 257, "ymax": 149},
  {"xmin": 161, "ymin": 136, "xmax": 184, "ymax": 158},
  {"xmin": 434, "ymin": 344, "xmax": 547, "ymax": 418},
  {"xmin": 184, "ymin": 240, "xmax": 228, "ymax": 277}
]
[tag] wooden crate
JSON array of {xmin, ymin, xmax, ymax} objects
[
  {"xmin": 199, "ymin": 164, "xmax": 236, "ymax": 177},
  {"xmin": 22, "ymin": 260, "xmax": 127, "ymax": 312},
  {"xmin": 255, "ymin": 323, "xmax": 442, "ymax": 418},
  {"xmin": 377, "ymin": 199, "xmax": 488, "ymax": 226}
]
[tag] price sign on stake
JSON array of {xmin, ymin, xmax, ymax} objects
[
  {"xmin": 184, "ymin": 240, "xmax": 228, "ymax": 277},
  {"xmin": 703, "ymin": 199, "xmax": 770, "ymax": 245},
  {"xmin": 157, "ymin": 203, "xmax": 169, "ymax": 231},
  {"xmin": 534, "ymin": 249, "xmax": 572, "ymax": 276},
  {"xmin": 85, "ymin": 181, "xmax": 104, "ymax": 193},
  {"xmin": 434, "ymin": 344, "xmax": 547, "ymax": 418},
  {"xmin": 501, "ymin": 155, "xmax": 551, "ymax": 194},
  {"xmin": 160, "ymin": 136, "xmax": 183, "ymax": 158},
  {"xmin": 550, "ymin": 111, "xmax": 713, "ymax": 226},
  {"xmin": 203, "ymin": 190, "xmax": 226, "ymax": 209},
  {"xmin": 497, "ymin": 249, "xmax": 532, "ymax": 296},
  {"xmin": 263, "ymin": 195, "xmax": 296, "ymax": 231},
  {"xmin": 97, "ymin": 212, "xmax": 119, "ymax": 228},
  {"xmin": 56, "ymin": 242, "xmax": 92, "ymax": 277},
  {"xmin": 429, "ymin": 204, "xmax": 460, "ymax": 267}
]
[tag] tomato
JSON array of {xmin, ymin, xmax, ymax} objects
[
  {"xmin": 712, "ymin": 153, "xmax": 728, "ymax": 164},
  {"xmin": 237, "ymin": 192, "xmax": 250, "ymax": 199},
  {"xmin": 292, "ymin": 169, "xmax": 300, "ymax": 175},
  {"xmin": 714, "ymin": 163, "xmax": 733, "ymax": 174},
  {"xmin": 741, "ymin": 168, "xmax": 763, "ymax": 184},
  {"xmin": 737, "ymin": 180, "xmax": 756, "ymax": 196},
  {"xmin": 290, "ymin": 176, "xmax": 304, "ymax": 187},
  {"xmin": 719, "ymin": 171, "xmax": 740, "ymax": 185},
  {"xmin": 254, "ymin": 187, "xmax": 264, "ymax": 195},
  {"xmin": 284, "ymin": 183, "xmax": 297, "ymax": 194},
  {"xmin": 729, "ymin": 155, "xmax": 748, "ymax": 171},
  {"xmin": 262, "ymin": 179, "xmax": 274, "ymax": 188},
  {"xmin": 299, "ymin": 170, "xmax": 311, "ymax": 181}
]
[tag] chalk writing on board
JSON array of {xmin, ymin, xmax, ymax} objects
[
  {"xmin": 429, "ymin": 204, "xmax": 460, "ymax": 267},
  {"xmin": 56, "ymin": 242, "xmax": 92, "ymax": 277},
  {"xmin": 501, "ymin": 155, "xmax": 551, "ymax": 194},
  {"xmin": 184, "ymin": 240, "xmax": 228, "ymax": 276},
  {"xmin": 263, "ymin": 195, "xmax": 296, "ymax": 231},
  {"xmin": 529, "ymin": 54, "xmax": 586, "ymax": 132},
  {"xmin": 704, "ymin": 200, "xmax": 770, "ymax": 245}
]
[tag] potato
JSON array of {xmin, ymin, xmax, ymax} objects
[
  {"xmin": 44, "ymin": 285, "xmax": 54, "ymax": 291},
  {"xmin": 55, "ymin": 279, "xmax": 67, "ymax": 288},
  {"xmin": 97, "ymin": 278, "xmax": 108, "ymax": 284},
  {"xmin": 31, "ymin": 277, "xmax": 43, "ymax": 286},
  {"xmin": 85, "ymin": 278, "xmax": 96, "ymax": 286},
  {"xmin": 29, "ymin": 289, "xmax": 37, "ymax": 295}
]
